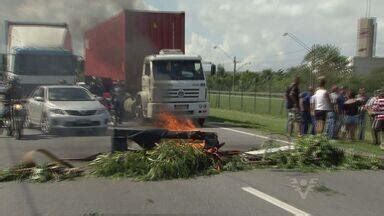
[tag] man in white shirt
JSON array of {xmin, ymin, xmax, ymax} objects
[{"xmin": 311, "ymin": 77, "xmax": 331, "ymax": 134}]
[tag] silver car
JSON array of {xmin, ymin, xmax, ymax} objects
[{"xmin": 26, "ymin": 85, "xmax": 110, "ymax": 134}]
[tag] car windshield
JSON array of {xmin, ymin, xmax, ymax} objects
[
  {"xmin": 153, "ymin": 60, "xmax": 204, "ymax": 80},
  {"xmin": 48, "ymin": 88, "xmax": 93, "ymax": 101}
]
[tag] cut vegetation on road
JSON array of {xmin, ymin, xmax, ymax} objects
[{"xmin": 1, "ymin": 136, "xmax": 383, "ymax": 183}]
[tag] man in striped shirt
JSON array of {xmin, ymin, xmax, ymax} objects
[{"xmin": 368, "ymin": 89, "xmax": 384, "ymax": 148}]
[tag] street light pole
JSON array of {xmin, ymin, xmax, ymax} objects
[{"xmin": 282, "ymin": 32, "xmax": 315, "ymax": 87}]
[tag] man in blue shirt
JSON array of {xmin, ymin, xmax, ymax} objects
[
  {"xmin": 335, "ymin": 86, "xmax": 347, "ymax": 138},
  {"xmin": 300, "ymin": 87, "xmax": 315, "ymax": 135}
]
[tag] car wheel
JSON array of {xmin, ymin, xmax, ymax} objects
[{"xmin": 40, "ymin": 114, "xmax": 51, "ymax": 135}]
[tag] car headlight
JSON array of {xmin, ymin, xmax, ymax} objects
[
  {"xmin": 13, "ymin": 104, "xmax": 23, "ymax": 111},
  {"xmin": 95, "ymin": 108, "xmax": 108, "ymax": 115},
  {"xmin": 50, "ymin": 109, "xmax": 66, "ymax": 115}
]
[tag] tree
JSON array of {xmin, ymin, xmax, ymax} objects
[
  {"xmin": 217, "ymin": 64, "xmax": 226, "ymax": 77},
  {"xmin": 261, "ymin": 69, "xmax": 273, "ymax": 81},
  {"xmin": 303, "ymin": 44, "xmax": 351, "ymax": 84},
  {"xmin": 362, "ymin": 68, "xmax": 384, "ymax": 93}
]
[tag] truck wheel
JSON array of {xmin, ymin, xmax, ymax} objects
[{"xmin": 197, "ymin": 118, "xmax": 205, "ymax": 127}]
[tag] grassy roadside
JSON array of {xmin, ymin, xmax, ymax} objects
[
  {"xmin": 209, "ymin": 108, "xmax": 384, "ymax": 156},
  {"xmin": 209, "ymin": 93, "xmax": 286, "ymax": 117},
  {"xmin": 208, "ymin": 108, "xmax": 286, "ymax": 134}
]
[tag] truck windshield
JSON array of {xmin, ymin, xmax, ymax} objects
[
  {"xmin": 14, "ymin": 54, "xmax": 76, "ymax": 76},
  {"xmin": 153, "ymin": 60, "xmax": 204, "ymax": 80}
]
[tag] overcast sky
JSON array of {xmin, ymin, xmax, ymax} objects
[
  {"xmin": 1, "ymin": 0, "xmax": 384, "ymax": 72},
  {"xmin": 147, "ymin": 0, "xmax": 384, "ymax": 72}
]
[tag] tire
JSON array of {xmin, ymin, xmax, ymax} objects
[{"xmin": 40, "ymin": 114, "xmax": 51, "ymax": 135}]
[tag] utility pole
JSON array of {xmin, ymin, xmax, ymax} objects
[
  {"xmin": 213, "ymin": 45, "xmax": 240, "ymax": 92},
  {"xmin": 233, "ymin": 56, "xmax": 237, "ymax": 92},
  {"xmin": 282, "ymin": 32, "xmax": 315, "ymax": 87}
]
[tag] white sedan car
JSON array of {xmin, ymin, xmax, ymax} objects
[{"xmin": 26, "ymin": 85, "xmax": 110, "ymax": 134}]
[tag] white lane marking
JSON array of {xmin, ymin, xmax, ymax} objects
[
  {"xmin": 242, "ymin": 187, "xmax": 311, "ymax": 216},
  {"xmin": 215, "ymin": 126, "xmax": 292, "ymax": 145}
]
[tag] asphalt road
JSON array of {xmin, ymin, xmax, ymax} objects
[{"xmin": 0, "ymin": 121, "xmax": 383, "ymax": 216}]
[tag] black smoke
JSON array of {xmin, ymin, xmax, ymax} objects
[{"xmin": 0, "ymin": 0, "xmax": 151, "ymax": 55}]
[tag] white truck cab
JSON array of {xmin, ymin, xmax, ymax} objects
[{"xmin": 137, "ymin": 49, "xmax": 212, "ymax": 126}]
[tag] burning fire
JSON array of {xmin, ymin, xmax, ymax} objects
[
  {"xmin": 156, "ymin": 113, "xmax": 207, "ymax": 150},
  {"xmin": 156, "ymin": 112, "xmax": 197, "ymax": 131}
]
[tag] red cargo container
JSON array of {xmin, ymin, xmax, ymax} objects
[{"xmin": 84, "ymin": 10, "xmax": 185, "ymax": 93}]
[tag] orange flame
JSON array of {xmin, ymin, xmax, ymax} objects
[{"xmin": 156, "ymin": 112, "xmax": 197, "ymax": 131}]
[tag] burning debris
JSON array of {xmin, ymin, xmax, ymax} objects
[
  {"xmin": 112, "ymin": 113, "xmax": 224, "ymax": 151},
  {"xmin": 156, "ymin": 112, "xmax": 198, "ymax": 131},
  {"xmin": 115, "ymin": 129, "xmax": 223, "ymax": 151},
  {"xmin": 106, "ymin": 113, "xmax": 228, "ymax": 179}
]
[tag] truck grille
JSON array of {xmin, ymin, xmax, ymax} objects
[
  {"xmin": 65, "ymin": 110, "xmax": 97, "ymax": 116},
  {"xmin": 165, "ymin": 88, "xmax": 200, "ymax": 98}
]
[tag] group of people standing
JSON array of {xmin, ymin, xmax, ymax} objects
[{"xmin": 286, "ymin": 76, "xmax": 384, "ymax": 149}]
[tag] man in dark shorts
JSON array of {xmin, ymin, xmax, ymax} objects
[
  {"xmin": 285, "ymin": 76, "xmax": 302, "ymax": 136},
  {"xmin": 311, "ymin": 77, "xmax": 331, "ymax": 134}
]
